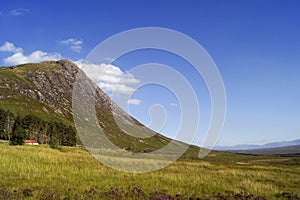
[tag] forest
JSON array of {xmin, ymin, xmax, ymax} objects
[{"xmin": 0, "ymin": 108, "xmax": 76, "ymax": 146}]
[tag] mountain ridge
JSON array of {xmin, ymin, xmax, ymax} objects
[
  {"xmin": 215, "ymin": 139, "xmax": 300, "ymax": 151},
  {"xmin": 231, "ymin": 144, "xmax": 300, "ymax": 157},
  {"xmin": 0, "ymin": 60, "xmax": 200, "ymax": 158}
]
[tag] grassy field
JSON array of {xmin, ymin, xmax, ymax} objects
[{"xmin": 0, "ymin": 141, "xmax": 299, "ymax": 199}]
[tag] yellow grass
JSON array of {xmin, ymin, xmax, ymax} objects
[{"xmin": 0, "ymin": 142, "xmax": 299, "ymax": 199}]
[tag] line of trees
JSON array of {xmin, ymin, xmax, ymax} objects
[{"xmin": 0, "ymin": 108, "xmax": 76, "ymax": 146}]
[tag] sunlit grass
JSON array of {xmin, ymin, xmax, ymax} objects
[{"xmin": 0, "ymin": 142, "xmax": 299, "ymax": 199}]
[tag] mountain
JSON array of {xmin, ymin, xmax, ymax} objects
[
  {"xmin": 231, "ymin": 145, "xmax": 300, "ymax": 157},
  {"xmin": 0, "ymin": 60, "xmax": 199, "ymax": 157},
  {"xmin": 214, "ymin": 139, "xmax": 300, "ymax": 151}
]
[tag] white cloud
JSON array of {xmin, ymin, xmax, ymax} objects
[
  {"xmin": 98, "ymin": 82, "xmax": 136, "ymax": 95},
  {"xmin": 0, "ymin": 42, "xmax": 23, "ymax": 53},
  {"xmin": 128, "ymin": 99, "xmax": 141, "ymax": 105},
  {"xmin": 4, "ymin": 50, "xmax": 62, "ymax": 65},
  {"xmin": 10, "ymin": 8, "xmax": 29, "ymax": 16},
  {"xmin": 170, "ymin": 102, "xmax": 178, "ymax": 107},
  {"xmin": 1, "ymin": 41, "xmax": 138, "ymax": 97},
  {"xmin": 60, "ymin": 38, "xmax": 83, "ymax": 53},
  {"xmin": 76, "ymin": 60, "xmax": 140, "ymax": 95},
  {"xmin": 1, "ymin": 42, "xmax": 61, "ymax": 65}
]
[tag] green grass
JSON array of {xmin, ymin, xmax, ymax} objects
[{"xmin": 0, "ymin": 142, "xmax": 299, "ymax": 199}]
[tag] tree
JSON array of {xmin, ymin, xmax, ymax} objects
[
  {"xmin": 9, "ymin": 129, "xmax": 26, "ymax": 145},
  {"xmin": 0, "ymin": 108, "xmax": 14, "ymax": 140},
  {"xmin": 49, "ymin": 136, "xmax": 60, "ymax": 149},
  {"xmin": 0, "ymin": 111, "xmax": 77, "ymax": 147},
  {"xmin": 63, "ymin": 125, "xmax": 76, "ymax": 146},
  {"xmin": 0, "ymin": 108, "xmax": 8, "ymax": 140},
  {"xmin": 6, "ymin": 112, "xmax": 14, "ymax": 140}
]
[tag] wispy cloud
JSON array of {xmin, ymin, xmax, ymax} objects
[
  {"xmin": 59, "ymin": 38, "xmax": 83, "ymax": 53},
  {"xmin": 0, "ymin": 42, "xmax": 23, "ymax": 53},
  {"xmin": 128, "ymin": 99, "xmax": 141, "ymax": 105},
  {"xmin": 75, "ymin": 60, "xmax": 140, "ymax": 95},
  {"xmin": 10, "ymin": 8, "xmax": 29, "ymax": 16},
  {"xmin": 104, "ymin": 57, "xmax": 116, "ymax": 63},
  {"xmin": 170, "ymin": 102, "xmax": 178, "ymax": 107}
]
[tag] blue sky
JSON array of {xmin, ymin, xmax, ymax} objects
[{"xmin": 0, "ymin": 0, "xmax": 299, "ymax": 146}]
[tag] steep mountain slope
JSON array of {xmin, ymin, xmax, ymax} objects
[{"xmin": 0, "ymin": 60, "xmax": 198, "ymax": 156}]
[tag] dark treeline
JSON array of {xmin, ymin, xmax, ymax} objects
[{"xmin": 0, "ymin": 108, "xmax": 76, "ymax": 146}]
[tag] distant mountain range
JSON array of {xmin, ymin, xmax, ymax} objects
[
  {"xmin": 231, "ymin": 145, "xmax": 300, "ymax": 157},
  {"xmin": 214, "ymin": 139, "xmax": 300, "ymax": 151}
]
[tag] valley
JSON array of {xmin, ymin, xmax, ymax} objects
[{"xmin": 0, "ymin": 141, "xmax": 299, "ymax": 199}]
